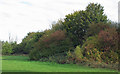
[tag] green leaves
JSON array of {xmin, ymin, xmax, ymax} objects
[
  {"xmin": 86, "ymin": 3, "xmax": 107, "ymax": 23},
  {"xmin": 63, "ymin": 3, "xmax": 108, "ymax": 46},
  {"xmin": 29, "ymin": 30, "xmax": 73, "ymax": 60},
  {"xmin": 2, "ymin": 41, "xmax": 15, "ymax": 55}
]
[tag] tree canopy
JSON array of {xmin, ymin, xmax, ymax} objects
[{"xmin": 63, "ymin": 3, "xmax": 108, "ymax": 46}]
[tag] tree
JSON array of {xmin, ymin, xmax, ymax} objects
[
  {"xmin": 63, "ymin": 3, "xmax": 108, "ymax": 46},
  {"xmin": 51, "ymin": 19, "xmax": 64, "ymax": 32},
  {"xmin": 2, "ymin": 41, "xmax": 13, "ymax": 55},
  {"xmin": 13, "ymin": 31, "xmax": 45, "ymax": 54},
  {"xmin": 86, "ymin": 3, "xmax": 107, "ymax": 23},
  {"xmin": 63, "ymin": 10, "xmax": 90, "ymax": 46}
]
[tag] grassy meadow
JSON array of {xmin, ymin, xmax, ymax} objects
[{"xmin": 2, "ymin": 56, "xmax": 118, "ymax": 72}]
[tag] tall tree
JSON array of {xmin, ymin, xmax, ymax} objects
[
  {"xmin": 63, "ymin": 3, "xmax": 108, "ymax": 46},
  {"xmin": 86, "ymin": 3, "xmax": 107, "ymax": 23}
]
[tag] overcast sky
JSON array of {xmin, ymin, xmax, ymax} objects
[{"xmin": 0, "ymin": 0, "xmax": 119, "ymax": 43}]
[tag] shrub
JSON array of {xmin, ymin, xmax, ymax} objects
[
  {"xmin": 13, "ymin": 32, "xmax": 45, "ymax": 54},
  {"xmin": 98, "ymin": 27, "xmax": 118, "ymax": 52},
  {"xmin": 2, "ymin": 41, "xmax": 15, "ymax": 55},
  {"xmin": 85, "ymin": 22, "xmax": 110, "ymax": 38},
  {"xmin": 81, "ymin": 36, "xmax": 102, "ymax": 62},
  {"xmin": 12, "ymin": 43, "xmax": 26, "ymax": 54},
  {"xmin": 82, "ymin": 27, "xmax": 119, "ymax": 64},
  {"xmin": 74, "ymin": 46, "xmax": 83, "ymax": 59},
  {"xmin": 101, "ymin": 51, "xmax": 118, "ymax": 64},
  {"xmin": 97, "ymin": 27, "xmax": 119, "ymax": 64},
  {"xmin": 82, "ymin": 36, "xmax": 99, "ymax": 52},
  {"xmin": 67, "ymin": 50, "xmax": 73, "ymax": 58},
  {"xmin": 29, "ymin": 49, "xmax": 42, "ymax": 60},
  {"xmin": 29, "ymin": 30, "xmax": 73, "ymax": 60},
  {"xmin": 48, "ymin": 53, "xmax": 68, "ymax": 64},
  {"xmin": 86, "ymin": 48, "xmax": 102, "ymax": 62}
]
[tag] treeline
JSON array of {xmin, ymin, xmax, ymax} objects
[{"xmin": 2, "ymin": 3, "xmax": 119, "ymax": 70}]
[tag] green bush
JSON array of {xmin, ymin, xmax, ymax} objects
[
  {"xmin": 81, "ymin": 36, "xmax": 102, "ymax": 62},
  {"xmin": 74, "ymin": 46, "xmax": 83, "ymax": 59},
  {"xmin": 48, "ymin": 53, "xmax": 68, "ymax": 64},
  {"xmin": 82, "ymin": 36, "xmax": 99, "ymax": 53},
  {"xmin": 67, "ymin": 50, "xmax": 73, "ymax": 58},
  {"xmin": 13, "ymin": 32, "xmax": 45, "ymax": 54},
  {"xmin": 2, "ymin": 41, "xmax": 15, "ymax": 55},
  {"xmin": 29, "ymin": 30, "xmax": 73, "ymax": 60},
  {"xmin": 29, "ymin": 49, "xmax": 42, "ymax": 60}
]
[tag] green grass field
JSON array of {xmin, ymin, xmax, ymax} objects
[{"xmin": 2, "ymin": 56, "xmax": 118, "ymax": 72}]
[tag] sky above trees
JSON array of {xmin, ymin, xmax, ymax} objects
[{"xmin": 0, "ymin": 0, "xmax": 119, "ymax": 43}]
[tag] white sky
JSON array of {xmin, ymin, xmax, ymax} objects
[{"xmin": 0, "ymin": 0, "xmax": 119, "ymax": 43}]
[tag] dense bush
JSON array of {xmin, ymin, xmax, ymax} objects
[
  {"xmin": 81, "ymin": 36, "xmax": 102, "ymax": 62},
  {"xmin": 82, "ymin": 36, "xmax": 99, "ymax": 53},
  {"xmin": 98, "ymin": 27, "xmax": 119, "ymax": 64},
  {"xmin": 74, "ymin": 46, "xmax": 83, "ymax": 59},
  {"xmin": 2, "ymin": 41, "xmax": 17, "ymax": 55},
  {"xmin": 12, "ymin": 43, "xmax": 24, "ymax": 54},
  {"xmin": 98, "ymin": 27, "xmax": 118, "ymax": 52},
  {"xmin": 13, "ymin": 32, "xmax": 45, "ymax": 54},
  {"xmin": 29, "ymin": 30, "xmax": 73, "ymax": 60},
  {"xmin": 81, "ymin": 27, "xmax": 119, "ymax": 64},
  {"xmin": 85, "ymin": 22, "xmax": 110, "ymax": 38}
]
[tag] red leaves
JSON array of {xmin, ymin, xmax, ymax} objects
[
  {"xmin": 42, "ymin": 30, "xmax": 66, "ymax": 44},
  {"xmin": 98, "ymin": 27, "xmax": 118, "ymax": 51},
  {"xmin": 50, "ymin": 30, "xmax": 66, "ymax": 41},
  {"xmin": 36, "ymin": 30, "xmax": 67, "ymax": 49}
]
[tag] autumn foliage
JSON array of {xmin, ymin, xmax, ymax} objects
[
  {"xmin": 98, "ymin": 27, "xmax": 118, "ymax": 52},
  {"xmin": 29, "ymin": 30, "xmax": 73, "ymax": 60}
]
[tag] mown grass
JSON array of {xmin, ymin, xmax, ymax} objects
[{"xmin": 2, "ymin": 56, "xmax": 118, "ymax": 72}]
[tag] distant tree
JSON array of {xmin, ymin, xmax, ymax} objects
[
  {"xmin": 51, "ymin": 19, "xmax": 64, "ymax": 31},
  {"xmin": 13, "ymin": 31, "xmax": 45, "ymax": 54},
  {"xmin": 2, "ymin": 41, "xmax": 13, "ymax": 55}
]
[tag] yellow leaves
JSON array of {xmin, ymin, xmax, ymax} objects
[
  {"xmin": 67, "ymin": 50, "xmax": 72, "ymax": 57},
  {"xmin": 87, "ymin": 52, "xmax": 90, "ymax": 55},
  {"xmin": 74, "ymin": 46, "xmax": 83, "ymax": 58}
]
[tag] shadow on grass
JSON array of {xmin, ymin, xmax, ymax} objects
[{"xmin": 1, "ymin": 72, "xmax": 119, "ymax": 74}]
